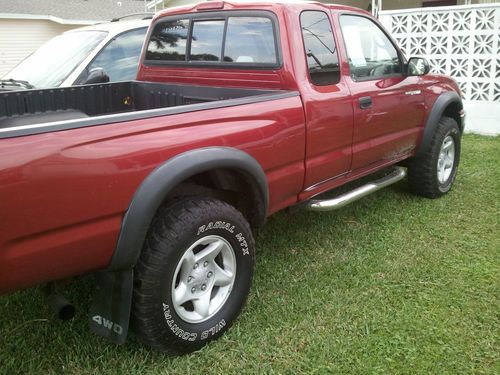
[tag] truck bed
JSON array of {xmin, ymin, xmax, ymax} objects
[{"xmin": 0, "ymin": 81, "xmax": 296, "ymax": 138}]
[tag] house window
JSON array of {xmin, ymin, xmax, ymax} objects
[{"xmin": 423, "ymin": 0, "xmax": 457, "ymax": 7}]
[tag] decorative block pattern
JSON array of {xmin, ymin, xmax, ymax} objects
[
  {"xmin": 380, "ymin": 5, "xmax": 500, "ymax": 102},
  {"xmin": 494, "ymin": 83, "xmax": 500, "ymax": 101}
]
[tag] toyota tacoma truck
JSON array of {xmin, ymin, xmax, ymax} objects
[{"xmin": 0, "ymin": 1, "xmax": 464, "ymax": 354}]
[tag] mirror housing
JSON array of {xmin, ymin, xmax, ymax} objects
[
  {"xmin": 407, "ymin": 57, "xmax": 431, "ymax": 76},
  {"xmin": 84, "ymin": 68, "xmax": 110, "ymax": 85}
]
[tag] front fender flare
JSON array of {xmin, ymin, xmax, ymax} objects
[{"xmin": 416, "ymin": 91, "xmax": 463, "ymax": 157}]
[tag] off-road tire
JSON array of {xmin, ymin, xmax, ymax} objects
[
  {"xmin": 408, "ymin": 116, "xmax": 461, "ymax": 198},
  {"xmin": 132, "ymin": 197, "xmax": 255, "ymax": 354}
]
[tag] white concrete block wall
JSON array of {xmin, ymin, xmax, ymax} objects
[{"xmin": 380, "ymin": 4, "xmax": 500, "ymax": 135}]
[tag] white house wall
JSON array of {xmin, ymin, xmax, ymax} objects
[
  {"xmin": 381, "ymin": 1, "xmax": 497, "ymax": 11},
  {"xmin": 0, "ymin": 19, "xmax": 77, "ymax": 77}
]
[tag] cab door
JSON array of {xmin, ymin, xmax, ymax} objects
[
  {"xmin": 338, "ymin": 14, "xmax": 425, "ymax": 171},
  {"xmin": 298, "ymin": 10, "xmax": 354, "ymax": 194}
]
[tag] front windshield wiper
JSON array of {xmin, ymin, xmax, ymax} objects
[{"xmin": 0, "ymin": 78, "xmax": 35, "ymax": 90}]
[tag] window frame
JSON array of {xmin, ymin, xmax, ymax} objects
[
  {"xmin": 338, "ymin": 13, "xmax": 405, "ymax": 82},
  {"xmin": 143, "ymin": 10, "xmax": 282, "ymax": 70},
  {"xmin": 299, "ymin": 9, "xmax": 342, "ymax": 87}
]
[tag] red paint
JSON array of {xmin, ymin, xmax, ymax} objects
[
  {"xmin": 0, "ymin": 1, "xmax": 461, "ymax": 294},
  {"xmin": 347, "ymin": 74, "xmax": 425, "ymax": 170}
]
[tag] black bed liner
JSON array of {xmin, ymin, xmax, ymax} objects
[{"xmin": 0, "ymin": 81, "xmax": 298, "ymax": 138}]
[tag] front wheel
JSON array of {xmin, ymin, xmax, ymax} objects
[
  {"xmin": 132, "ymin": 197, "xmax": 255, "ymax": 354},
  {"xmin": 408, "ymin": 116, "xmax": 461, "ymax": 198}
]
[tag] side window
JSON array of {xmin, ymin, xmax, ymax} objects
[
  {"xmin": 87, "ymin": 28, "xmax": 147, "ymax": 82},
  {"xmin": 300, "ymin": 11, "xmax": 340, "ymax": 85},
  {"xmin": 339, "ymin": 15, "xmax": 401, "ymax": 80}
]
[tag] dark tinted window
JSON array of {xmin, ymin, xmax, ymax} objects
[
  {"xmin": 300, "ymin": 11, "xmax": 340, "ymax": 85},
  {"xmin": 340, "ymin": 15, "xmax": 401, "ymax": 80},
  {"xmin": 145, "ymin": 15, "xmax": 278, "ymax": 66},
  {"xmin": 190, "ymin": 20, "xmax": 225, "ymax": 61},
  {"xmin": 87, "ymin": 28, "xmax": 147, "ymax": 82},
  {"xmin": 146, "ymin": 19, "xmax": 189, "ymax": 61},
  {"xmin": 224, "ymin": 17, "xmax": 276, "ymax": 64}
]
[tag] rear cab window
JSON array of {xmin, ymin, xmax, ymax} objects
[
  {"xmin": 145, "ymin": 11, "xmax": 280, "ymax": 68},
  {"xmin": 191, "ymin": 20, "xmax": 225, "ymax": 61},
  {"xmin": 146, "ymin": 19, "xmax": 189, "ymax": 61}
]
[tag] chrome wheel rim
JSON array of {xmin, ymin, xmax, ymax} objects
[
  {"xmin": 171, "ymin": 235, "xmax": 236, "ymax": 323},
  {"xmin": 437, "ymin": 135, "xmax": 455, "ymax": 184}
]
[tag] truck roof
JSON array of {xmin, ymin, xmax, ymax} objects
[{"xmin": 154, "ymin": 0, "xmax": 371, "ymax": 20}]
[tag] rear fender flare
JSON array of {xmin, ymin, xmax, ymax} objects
[
  {"xmin": 90, "ymin": 147, "xmax": 268, "ymax": 344},
  {"xmin": 109, "ymin": 146, "xmax": 268, "ymax": 271}
]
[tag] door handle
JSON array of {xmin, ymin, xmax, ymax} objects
[{"xmin": 359, "ymin": 96, "xmax": 372, "ymax": 109}]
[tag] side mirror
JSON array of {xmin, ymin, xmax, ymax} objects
[
  {"xmin": 407, "ymin": 57, "xmax": 430, "ymax": 76},
  {"xmin": 84, "ymin": 68, "xmax": 110, "ymax": 84}
]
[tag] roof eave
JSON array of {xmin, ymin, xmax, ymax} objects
[{"xmin": 0, "ymin": 13, "xmax": 99, "ymax": 25}]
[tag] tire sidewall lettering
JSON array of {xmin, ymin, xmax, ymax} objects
[
  {"xmin": 162, "ymin": 303, "xmax": 197, "ymax": 341},
  {"xmin": 158, "ymin": 213, "xmax": 253, "ymax": 346},
  {"xmin": 197, "ymin": 221, "xmax": 235, "ymax": 235},
  {"xmin": 163, "ymin": 300, "xmax": 228, "ymax": 342},
  {"xmin": 197, "ymin": 221, "xmax": 250, "ymax": 256}
]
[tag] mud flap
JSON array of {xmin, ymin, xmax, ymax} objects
[{"xmin": 89, "ymin": 269, "xmax": 133, "ymax": 345}]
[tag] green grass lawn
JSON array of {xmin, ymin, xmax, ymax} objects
[{"xmin": 1, "ymin": 135, "xmax": 498, "ymax": 375}]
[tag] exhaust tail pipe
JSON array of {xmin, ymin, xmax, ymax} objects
[
  {"xmin": 45, "ymin": 283, "xmax": 75, "ymax": 321},
  {"xmin": 306, "ymin": 167, "xmax": 407, "ymax": 212}
]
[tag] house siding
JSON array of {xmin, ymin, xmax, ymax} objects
[{"xmin": 0, "ymin": 19, "xmax": 77, "ymax": 76}]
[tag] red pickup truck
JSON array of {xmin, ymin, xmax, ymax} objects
[{"xmin": 0, "ymin": 1, "xmax": 464, "ymax": 353}]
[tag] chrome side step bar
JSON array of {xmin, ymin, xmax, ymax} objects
[{"xmin": 305, "ymin": 167, "xmax": 407, "ymax": 212}]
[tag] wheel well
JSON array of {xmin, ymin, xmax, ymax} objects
[
  {"xmin": 443, "ymin": 101, "xmax": 463, "ymax": 132},
  {"xmin": 161, "ymin": 168, "xmax": 265, "ymax": 230}
]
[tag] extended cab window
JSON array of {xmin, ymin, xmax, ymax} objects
[
  {"xmin": 145, "ymin": 15, "xmax": 278, "ymax": 66},
  {"xmin": 300, "ymin": 11, "xmax": 340, "ymax": 85},
  {"xmin": 340, "ymin": 15, "xmax": 401, "ymax": 80}
]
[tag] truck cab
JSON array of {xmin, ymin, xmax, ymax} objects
[{"xmin": 137, "ymin": 0, "xmax": 461, "ymax": 202}]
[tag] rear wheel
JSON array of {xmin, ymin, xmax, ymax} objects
[
  {"xmin": 132, "ymin": 197, "xmax": 255, "ymax": 354},
  {"xmin": 408, "ymin": 116, "xmax": 461, "ymax": 198}
]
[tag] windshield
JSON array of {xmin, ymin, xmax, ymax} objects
[{"xmin": 3, "ymin": 30, "xmax": 107, "ymax": 88}]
